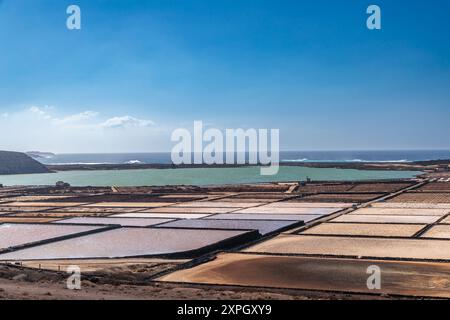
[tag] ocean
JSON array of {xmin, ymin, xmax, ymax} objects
[{"xmin": 36, "ymin": 150, "xmax": 450, "ymax": 165}]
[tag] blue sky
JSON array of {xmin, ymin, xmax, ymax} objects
[{"xmin": 0, "ymin": 0, "xmax": 449, "ymax": 152}]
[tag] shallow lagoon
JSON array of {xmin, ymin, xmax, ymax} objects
[{"xmin": 0, "ymin": 166, "xmax": 420, "ymax": 187}]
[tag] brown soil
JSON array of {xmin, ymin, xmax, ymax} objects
[
  {"xmin": 418, "ymin": 182, "xmax": 450, "ymax": 192},
  {"xmin": 292, "ymin": 193, "xmax": 385, "ymax": 203},
  {"xmin": 389, "ymin": 192, "xmax": 450, "ymax": 203},
  {"xmin": 297, "ymin": 184, "xmax": 356, "ymax": 193},
  {"xmin": 0, "ymin": 263, "xmax": 368, "ymax": 300},
  {"xmin": 159, "ymin": 253, "xmax": 450, "ymax": 299},
  {"xmin": 348, "ymin": 183, "xmax": 413, "ymax": 193},
  {"xmin": 8, "ymin": 212, "xmax": 117, "ymax": 218}
]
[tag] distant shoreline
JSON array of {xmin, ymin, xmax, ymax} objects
[{"xmin": 44, "ymin": 159, "xmax": 450, "ymax": 172}]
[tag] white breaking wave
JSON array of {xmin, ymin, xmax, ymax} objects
[
  {"xmin": 346, "ymin": 159, "xmax": 409, "ymax": 163},
  {"xmin": 281, "ymin": 159, "xmax": 410, "ymax": 163},
  {"xmin": 125, "ymin": 160, "xmax": 143, "ymax": 164},
  {"xmin": 49, "ymin": 162, "xmax": 112, "ymax": 165},
  {"xmin": 281, "ymin": 158, "xmax": 309, "ymax": 162}
]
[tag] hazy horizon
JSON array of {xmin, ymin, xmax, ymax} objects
[{"xmin": 15, "ymin": 149, "xmax": 450, "ymax": 154}]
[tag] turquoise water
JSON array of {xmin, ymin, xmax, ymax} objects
[{"xmin": 0, "ymin": 167, "xmax": 420, "ymax": 187}]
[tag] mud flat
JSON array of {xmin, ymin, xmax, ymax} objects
[
  {"xmin": 295, "ymin": 193, "xmax": 386, "ymax": 203},
  {"xmin": 158, "ymin": 253, "xmax": 450, "ymax": 298},
  {"xmin": 300, "ymin": 223, "xmax": 426, "ymax": 237},
  {"xmin": 242, "ymin": 235, "xmax": 450, "ymax": 260},
  {"xmin": 348, "ymin": 208, "xmax": 449, "ymax": 216},
  {"xmin": 233, "ymin": 206, "xmax": 342, "ymax": 215},
  {"xmin": 330, "ymin": 214, "xmax": 441, "ymax": 224},
  {"xmin": 388, "ymin": 192, "xmax": 450, "ymax": 203},
  {"xmin": 421, "ymin": 225, "xmax": 450, "ymax": 239}
]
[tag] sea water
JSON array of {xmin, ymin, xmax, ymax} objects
[{"xmin": 0, "ymin": 166, "xmax": 420, "ymax": 187}]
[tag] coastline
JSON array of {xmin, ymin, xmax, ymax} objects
[{"xmin": 44, "ymin": 159, "xmax": 450, "ymax": 172}]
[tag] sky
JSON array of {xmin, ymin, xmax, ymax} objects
[{"xmin": 0, "ymin": 0, "xmax": 449, "ymax": 153}]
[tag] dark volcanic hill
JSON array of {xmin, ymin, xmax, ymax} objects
[{"xmin": 0, "ymin": 151, "xmax": 51, "ymax": 175}]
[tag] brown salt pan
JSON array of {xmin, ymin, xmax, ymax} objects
[
  {"xmin": 331, "ymin": 214, "xmax": 441, "ymax": 224},
  {"xmin": 6, "ymin": 202, "xmax": 87, "ymax": 207},
  {"xmin": 141, "ymin": 207, "xmax": 236, "ymax": 214},
  {"xmin": 234, "ymin": 207, "xmax": 341, "ymax": 215},
  {"xmin": 301, "ymin": 223, "xmax": 426, "ymax": 237},
  {"xmin": 84, "ymin": 202, "xmax": 174, "ymax": 208},
  {"xmin": 372, "ymin": 203, "xmax": 450, "ymax": 209},
  {"xmin": 262, "ymin": 202, "xmax": 354, "ymax": 208},
  {"xmin": 350, "ymin": 208, "xmax": 449, "ymax": 216},
  {"xmin": 205, "ymin": 213, "xmax": 321, "ymax": 222},
  {"xmin": 173, "ymin": 202, "xmax": 261, "ymax": 208},
  {"xmin": 111, "ymin": 213, "xmax": 213, "ymax": 219},
  {"xmin": 243, "ymin": 235, "xmax": 450, "ymax": 260},
  {"xmin": 421, "ymin": 225, "xmax": 450, "ymax": 239},
  {"xmin": 158, "ymin": 253, "xmax": 450, "ymax": 298}
]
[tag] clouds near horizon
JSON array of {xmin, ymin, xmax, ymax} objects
[{"xmin": 0, "ymin": 106, "xmax": 164, "ymax": 153}]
